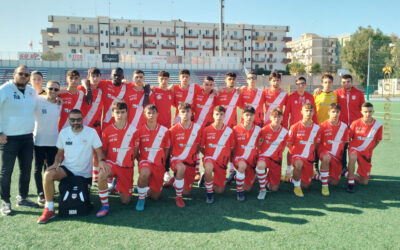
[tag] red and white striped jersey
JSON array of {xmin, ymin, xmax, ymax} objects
[
  {"xmin": 259, "ymin": 124, "xmax": 289, "ymax": 162},
  {"xmin": 124, "ymin": 84, "xmax": 155, "ymax": 128},
  {"xmin": 215, "ymin": 88, "xmax": 243, "ymax": 128},
  {"xmin": 79, "ymin": 86, "xmax": 103, "ymax": 132},
  {"xmin": 102, "ymin": 123, "xmax": 135, "ymax": 168},
  {"xmin": 58, "ymin": 90, "xmax": 84, "ymax": 131},
  {"xmin": 233, "ymin": 124, "xmax": 261, "ymax": 162},
  {"xmin": 201, "ymin": 124, "xmax": 235, "ymax": 167},
  {"xmin": 288, "ymin": 121, "xmax": 321, "ymax": 161},
  {"xmin": 169, "ymin": 122, "xmax": 201, "ymax": 166},
  {"xmin": 193, "ymin": 89, "xmax": 216, "ymax": 127},
  {"xmin": 134, "ymin": 124, "xmax": 170, "ymax": 166},
  {"xmin": 283, "ymin": 91, "xmax": 317, "ymax": 128},
  {"xmin": 263, "ymin": 88, "xmax": 287, "ymax": 124},
  {"xmin": 173, "ymin": 83, "xmax": 202, "ymax": 124},
  {"xmin": 153, "ymin": 87, "xmax": 173, "ymax": 128},
  {"xmin": 98, "ymin": 80, "xmax": 127, "ymax": 129},
  {"xmin": 319, "ymin": 120, "xmax": 349, "ymax": 160},
  {"xmin": 241, "ymin": 87, "xmax": 265, "ymax": 126},
  {"xmin": 349, "ymin": 118, "xmax": 382, "ymax": 157}
]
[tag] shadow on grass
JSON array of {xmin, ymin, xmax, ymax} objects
[{"xmin": 41, "ymin": 174, "xmax": 400, "ymax": 232}]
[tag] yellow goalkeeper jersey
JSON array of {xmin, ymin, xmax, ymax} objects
[{"xmin": 314, "ymin": 91, "xmax": 337, "ymax": 124}]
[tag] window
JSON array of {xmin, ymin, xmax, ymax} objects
[
  {"xmin": 166, "ymin": 51, "xmax": 171, "ymax": 56},
  {"xmin": 71, "ymin": 49, "xmax": 76, "ymax": 53},
  {"xmin": 105, "ymin": 31, "xmax": 108, "ymax": 36},
  {"xmin": 205, "ymin": 30, "xmax": 210, "ymax": 35},
  {"xmin": 101, "ymin": 30, "xmax": 103, "ymax": 34},
  {"xmin": 149, "ymin": 51, "xmax": 153, "ymax": 55},
  {"xmin": 106, "ymin": 43, "xmax": 108, "ymax": 48},
  {"xmin": 80, "ymin": 49, "xmax": 82, "ymax": 53},
  {"xmin": 89, "ymin": 25, "xmax": 93, "ymax": 32},
  {"xmin": 90, "ymin": 50, "xmax": 94, "ymax": 54},
  {"xmin": 116, "ymin": 26, "xmax": 120, "ymax": 34},
  {"xmin": 133, "ymin": 27, "xmax": 138, "ymax": 33},
  {"xmin": 148, "ymin": 28, "xmax": 152, "ymax": 33},
  {"xmin": 89, "ymin": 37, "xmax": 94, "ymax": 44},
  {"xmin": 189, "ymin": 41, "xmax": 193, "ymax": 46},
  {"xmin": 188, "ymin": 29, "xmax": 193, "ymax": 35},
  {"xmin": 234, "ymin": 31, "xmax": 238, "ymax": 36},
  {"xmin": 116, "ymin": 39, "xmax": 120, "ymax": 46},
  {"xmin": 166, "ymin": 28, "xmax": 170, "ymax": 34},
  {"xmin": 206, "ymin": 41, "xmax": 210, "ymax": 46}
]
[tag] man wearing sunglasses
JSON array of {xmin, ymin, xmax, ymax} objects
[
  {"xmin": 38, "ymin": 109, "xmax": 105, "ymax": 224},
  {"xmin": 33, "ymin": 80, "xmax": 62, "ymax": 205},
  {"xmin": 0, "ymin": 65, "xmax": 39, "ymax": 216}
]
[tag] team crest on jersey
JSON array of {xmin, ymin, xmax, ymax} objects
[
  {"xmin": 13, "ymin": 92, "xmax": 20, "ymax": 99},
  {"xmin": 259, "ymin": 138, "xmax": 263, "ymax": 143},
  {"xmin": 156, "ymin": 94, "xmax": 162, "ymax": 100},
  {"xmin": 208, "ymin": 143, "xmax": 213, "ymax": 148},
  {"xmin": 294, "ymin": 100, "xmax": 298, "ymax": 104},
  {"xmin": 352, "ymin": 95, "xmax": 356, "ymax": 100},
  {"xmin": 107, "ymin": 93, "xmax": 112, "ymax": 98},
  {"xmin": 113, "ymin": 148, "xmax": 117, "ymax": 152},
  {"xmin": 132, "ymin": 104, "xmax": 138, "ymax": 108},
  {"xmin": 66, "ymin": 138, "xmax": 73, "ymax": 145},
  {"xmin": 169, "ymin": 95, "xmax": 172, "ymax": 100},
  {"xmin": 64, "ymin": 108, "xmax": 69, "ymax": 113},
  {"xmin": 179, "ymin": 143, "xmax": 184, "ymax": 147},
  {"xmin": 328, "ymin": 140, "xmax": 333, "ymax": 144},
  {"xmin": 42, "ymin": 108, "xmax": 47, "ymax": 114}
]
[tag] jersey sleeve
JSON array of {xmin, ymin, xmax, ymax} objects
[
  {"xmin": 376, "ymin": 124, "xmax": 383, "ymax": 141},
  {"xmin": 282, "ymin": 95, "xmax": 291, "ymax": 128},
  {"xmin": 315, "ymin": 127, "xmax": 322, "ymax": 144},
  {"xmin": 101, "ymin": 131, "xmax": 108, "ymax": 151},
  {"xmin": 229, "ymin": 130, "xmax": 235, "ymax": 149},
  {"xmin": 287, "ymin": 126, "xmax": 296, "ymax": 146},
  {"xmin": 133, "ymin": 130, "xmax": 140, "ymax": 148},
  {"xmin": 162, "ymin": 130, "xmax": 171, "ymax": 148},
  {"xmin": 200, "ymin": 127, "xmax": 206, "ymax": 147}
]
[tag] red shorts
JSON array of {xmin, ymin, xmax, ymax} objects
[
  {"xmin": 233, "ymin": 158, "xmax": 256, "ymax": 188},
  {"xmin": 138, "ymin": 161, "xmax": 164, "ymax": 194},
  {"xmin": 292, "ymin": 156, "xmax": 314, "ymax": 185},
  {"xmin": 258, "ymin": 156, "xmax": 282, "ymax": 186},
  {"xmin": 203, "ymin": 157, "xmax": 227, "ymax": 188},
  {"xmin": 319, "ymin": 151, "xmax": 342, "ymax": 181},
  {"xmin": 170, "ymin": 160, "xmax": 196, "ymax": 191},
  {"xmin": 349, "ymin": 149, "xmax": 372, "ymax": 179},
  {"xmin": 108, "ymin": 162, "xmax": 133, "ymax": 194}
]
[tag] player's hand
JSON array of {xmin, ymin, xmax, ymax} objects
[
  {"xmin": 55, "ymin": 96, "xmax": 63, "ymax": 106},
  {"xmin": 99, "ymin": 161, "xmax": 111, "ymax": 176},
  {"xmin": 46, "ymin": 164, "xmax": 59, "ymax": 171},
  {"xmin": 85, "ymin": 87, "xmax": 93, "ymax": 105},
  {"xmin": 0, "ymin": 134, "xmax": 7, "ymax": 144},
  {"xmin": 314, "ymin": 88, "xmax": 322, "ymax": 95}
]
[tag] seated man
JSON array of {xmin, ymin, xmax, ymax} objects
[
  {"xmin": 134, "ymin": 105, "xmax": 170, "ymax": 211},
  {"xmin": 38, "ymin": 109, "xmax": 105, "ymax": 224}
]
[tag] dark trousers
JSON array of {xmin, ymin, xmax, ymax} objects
[
  {"xmin": 164, "ymin": 154, "xmax": 171, "ymax": 172},
  {"xmin": 0, "ymin": 134, "xmax": 33, "ymax": 203},
  {"xmin": 342, "ymin": 143, "xmax": 349, "ymax": 170},
  {"xmin": 34, "ymin": 146, "xmax": 58, "ymax": 195}
]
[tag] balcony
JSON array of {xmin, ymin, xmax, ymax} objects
[
  {"xmin": 144, "ymin": 43, "xmax": 157, "ymax": 49},
  {"xmin": 130, "ymin": 32, "xmax": 142, "ymax": 36},
  {"xmin": 46, "ymin": 28, "xmax": 59, "ymax": 36},
  {"xmin": 282, "ymin": 58, "xmax": 292, "ymax": 64},
  {"xmin": 203, "ymin": 46, "xmax": 214, "ymax": 50},
  {"xmin": 161, "ymin": 33, "xmax": 175, "ymax": 38},
  {"xmin": 202, "ymin": 34, "xmax": 213, "ymax": 39},
  {"xmin": 47, "ymin": 41, "xmax": 59, "ymax": 47},
  {"xmin": 253, "ymin": 47, "xmax": 265, "ymax": 51},
  {"xmin": 252, "ymin": 58, "xmax": 265, "ymax": 63},
  {"xmin": 282, "ymin": 37, "xmax": 292, "ymax": 42},
  {"xmin": 267, "ymin": 58, "xmax": 277, "ymax": 63},
  {"xmin": 68, "ymin": 41, "xmax": 80, "ymax": 47},
  {"xmin": 144, "ymin": 32, "xmax": 156, "ymax": 37},
  {"xmin": 230, "ymin": 46, "xmax": 242, "ymax": 51},
  {"xmin": 252, "ymin": 36, "xmax": 262, "ymax": 40},
  {"xmin": 84, "ymin": 42, "xmax": 99, "ymax": 47},
  {"xmin": 68, "ymin": 29, "xmax": 79, "ymax": 34},
  {"xmin": 83, "ymin": 30, "xmax": 98, "ymax": 35},
  {"xmin": 130, "ymin": 44, "xmax": 142, "ymax": 49},
  {"xmin": 215, "ymin": 46, "xmax": 227, "ymax": 51},
  {"xmin": 185, "ymin": 34, "xmax": 198, "ymax": 38},
  {"xmin": 267, "ymin": 36, "xmax": 277, "ymax": 41},
  {"xmin": 267, "ymin": 47, "xmax": 277, "ymax": 52},
  {"xmin": 282, "ymin": 48, "xmax": 292, "ymax": 53},
  {"xmin": 230, "ymin": 35, "xmax": 242, "ymax": 40},
  {"xmin": 162, "ymin": 44, "xmax": 176, "ymax": 49},
  {"xmin": 110, "ymin": 31, "xmax": 125, "ymax": 36},
  {"xmin": 111, "ymin": 43, "xmax": 125, "ymax": 48},
  {"xmin": 185, "ymin": 45, "xmax": 199, "ymax": 50}
]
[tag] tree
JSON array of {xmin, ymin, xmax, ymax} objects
[
  {"xmin": 288, "ymin": 61, "xmax": 306, "ymax": 75},
  {"xmin": 41, "ymin": 51, "xmax": 63, "ymax": 61},
  {"xmin": 340, "ymin": 26, "xmax": 392, "ymax": 86},
  {"xmin": 311, "ymin": 63, "xmax": 321, "ymax": 74},
  {"xmin": 387, "ymin": 35, "xmax": 400, "ymax": 78}
]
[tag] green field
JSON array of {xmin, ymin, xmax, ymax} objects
[{"xmin": 1, "ymin": 101, "xmax": 399, "ymax": 249}]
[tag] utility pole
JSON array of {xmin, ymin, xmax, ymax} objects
[
  {"xmin": 219, "ymin": 0, "xmax": 224, "ymax": 57},
  {"xmin": 366, "ymin": 37, "xmax": 371, "ymax": 100}
]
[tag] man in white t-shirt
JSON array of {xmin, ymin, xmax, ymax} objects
[
  {"xmin": 37, "ymin": 109, "xmax": 106, "ymax": 224},
  {"xmin": 33, "ymin": 80, "xmax": 62, "ymax": 205}
]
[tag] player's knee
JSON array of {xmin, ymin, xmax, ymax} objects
[
  {"xmin": 237, "ymin": 161, "xmax": 247, "ymax": 172},
  {"xmin": 204, "ymin": 163, "xmax": 214, "ymax": 173},
  {"xmin": 43, "ymin": 170, "xmax": 55, "ymax": 181},
  {"xmin": 139, "ymin": 168, "xmax": 151, "ymax": 178},
  {"xmin": 148, "ymin": 191, "xmax": 161, "ymax": 200},
  {"xmin": 120, "ymin": 194, "xmax": 131, "ymax": 205},
  {"xmin": 349, "ymin": 152, "xmax": 357, "ymax": 162},
  {"xmin": 256, "ymin": 161, "xmax": 266, "ymax": 170},
  {"xmin": 322, "ymin": 154, "xmax": 331, "ymax": 164},
  {"xmin": 214, "ymin": 185, "xmax": 224, "ymax": 194},
  {"xmin": 243, "ymin": 185, "xmax": 252, "ymax": 192},
  {"xmin": 183, "ymin": 188, "xmax": 191, "ymax": 196},
  {"xmin": 176, "ymin": 163, "xmax": 186, "ymax": 173},
  {"xmin": 270, "ymin": 185, "xmax": 279, "ymax": 192},
  {"xmin": 293, "ymin": 160, "xmax": 303, "ymax": 169}
]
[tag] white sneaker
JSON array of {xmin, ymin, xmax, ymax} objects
[
  {"xmin": 164, "ymin": 171, "xmax": 171, "ymax": 182},
  {"xmin": 257, "ymin": 190, "xmax": 267, "ymax": 200}
]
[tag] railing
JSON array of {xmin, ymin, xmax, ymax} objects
[
  {"xmin": 68, "ymin": 41, "xmax": 80, "ymax": 46},
  {"xmin": 68, "ymin": 29, "xmax": 79, "ymax": 34}
]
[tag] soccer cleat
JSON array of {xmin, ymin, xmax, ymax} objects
[
  {"xmin": 194, "ymin": 173, "xmax": 201, "ymax": 182},
  {"xmin": 321, "ymin": 186, "xmax": 330, "ymax": 196},
  {"xmin": 16, "ymin": 195, "xmax": 39, "ymax": 208},
  {"xmin": 257, "ymin": 190, "xmax": 267, "ymax": 200},
  {"xmin": 164, "ymin": 171, "xmax": 172, "ymax": 182},
  {"xmin": 175, "ymin": 197, "xmax": 185, "ymax": 208},
  {"xmin": 96, "ymin": 205, "xmax": 110, "ymax": 218},
  {"xmin": 37, "ymin": 208, "xmax": 56, "ymax": 224},
  {"xmin": 281, "ymin": 174, "xmax": 292, "ymax": 183},
  {"xmin": 294, "ymin": 187, "xmax": 304, "ymax": 197},
  {"xmin": 1, "ymin": 202, "xmax": 12, "ymax": 216},
  {"xmin": 37, "ymin": 193, "xmax": 45, "ymax": 205},
  {"xmin": 346, "ymin": 184, "xmax": 355, "ymax": 193},
  {"xmin": 136, "ymin": 199, "xmax": 145, "ymax": 211},
  {"xmin": 226, "ymin": 170, "xmax": 236, "ymax": 185},
  {"xmin": 163, "ymin": 177, "xmax": 175, "ymax": 187},
  {"xmin": 236, "ymin": 191, "xmax": 245, "ymax": 201},
  {"xmin": 206, "ymin": 193, "xmax": 214, "ymax": 204},
  {"xmin": 198, "ymin": 173, "xmax": 205, "ymax": 187}
]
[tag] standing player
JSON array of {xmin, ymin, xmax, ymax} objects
[
  {"xmin": 346, "ymin": 102, "xmax": 382, "ymax": 192},
  {"xmin": 58, "ymin": 70, "xmax": 85, "ymax": 131},
  {"xmin": 200, "ymin": 106, "xmax": 235, "ymax": 203},
  {"xmin": 282, "ymin": 76, "xmax": 317, "ymax": 181},
  {"xmin": 316, "ymin": 103, "xmax": 348, "ymax": 196},
  {"xmin": 134, "ymin": 105, "xmax": 170, "ymax": 211},
  {"xmin": 256, "ymin": 108, "xmax": 288, "ymax": 199},
  {"xmin": 287, "ymin": 103, "xmax": 321, "ymax": 197},
  {"xmin": 241, "ymin": 70, "xmax": 264, "ymax": 127},
  {"xmin": 96, "ymin": 100, "xmax": 135, "ymax": 217},
  {"xmin": 263, "ymin": 71, "xmax": 287, "ymax": 125},
  {"xmin": 232, "ymin": 106, "xmax": 261, "ymax": 201},
  {"xmin": 169, "ymin": 103, "xmax": 201, "ymax": 207},
  {"xmin": 314, "ymin": 74, "xmax": 337, "ymax": 125}
]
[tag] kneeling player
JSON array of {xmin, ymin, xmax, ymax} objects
[
  {"xmin": 232, "ymin": 106, "xmax": 261, "ymax": 201},
  {"xmin": 346, "ymin": 102, "xmax": 382, "ymax": 192},
  {"xmin": 201, "ymin": 106, "xmax": 235, "ymax": 203},
  {"xmin": 169, "ymin": 103, "xmax": 201, "ymax": 207},
  {"xmin": 96, "ymin": 100, "xmax": 134, "ymax": 217},
  {"xmin": 287, "ymin": 103, "xmax": 321, "ymax": 197},
  {"xmin": 134, "ymin": 105, "xmax": 170, "ymax": 210},
  {"xmin": 256, "ymin": 108, "xmax": 288, "ymax": 199},
  {"xmin": 316, "ymin": 103, "xmax": 348, "ymax": 196}
]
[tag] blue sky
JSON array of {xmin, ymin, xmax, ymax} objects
[{"xmin": 0, "ymin": 0, "xmax": 398, "ymax": 52}]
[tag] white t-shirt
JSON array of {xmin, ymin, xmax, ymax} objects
[
  {"xmin": 56, "ymin": 126, "xmax": 102, "ymax": 178},
  {"xmin": 34, "ymin": 96, "xmax": 62, "ymax": 146}
]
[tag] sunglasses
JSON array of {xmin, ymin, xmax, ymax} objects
[
  {"xmin": 69, "ymin": 118, "xmax": 82, "ymax": 122},
  {"xmin": 17, "ymin": 72, "xmax": 30, "ymax": 77},
  {"xmin": 296, "ymin": 82, "xmax": 306, "ymax": 86},
  {"xmin": 247, "ymin": 77, "xmax": 257, "ymax": 80},
  {"xmin": 47, "ymin": 87, "xmax": 60, "ymax": 91}
]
